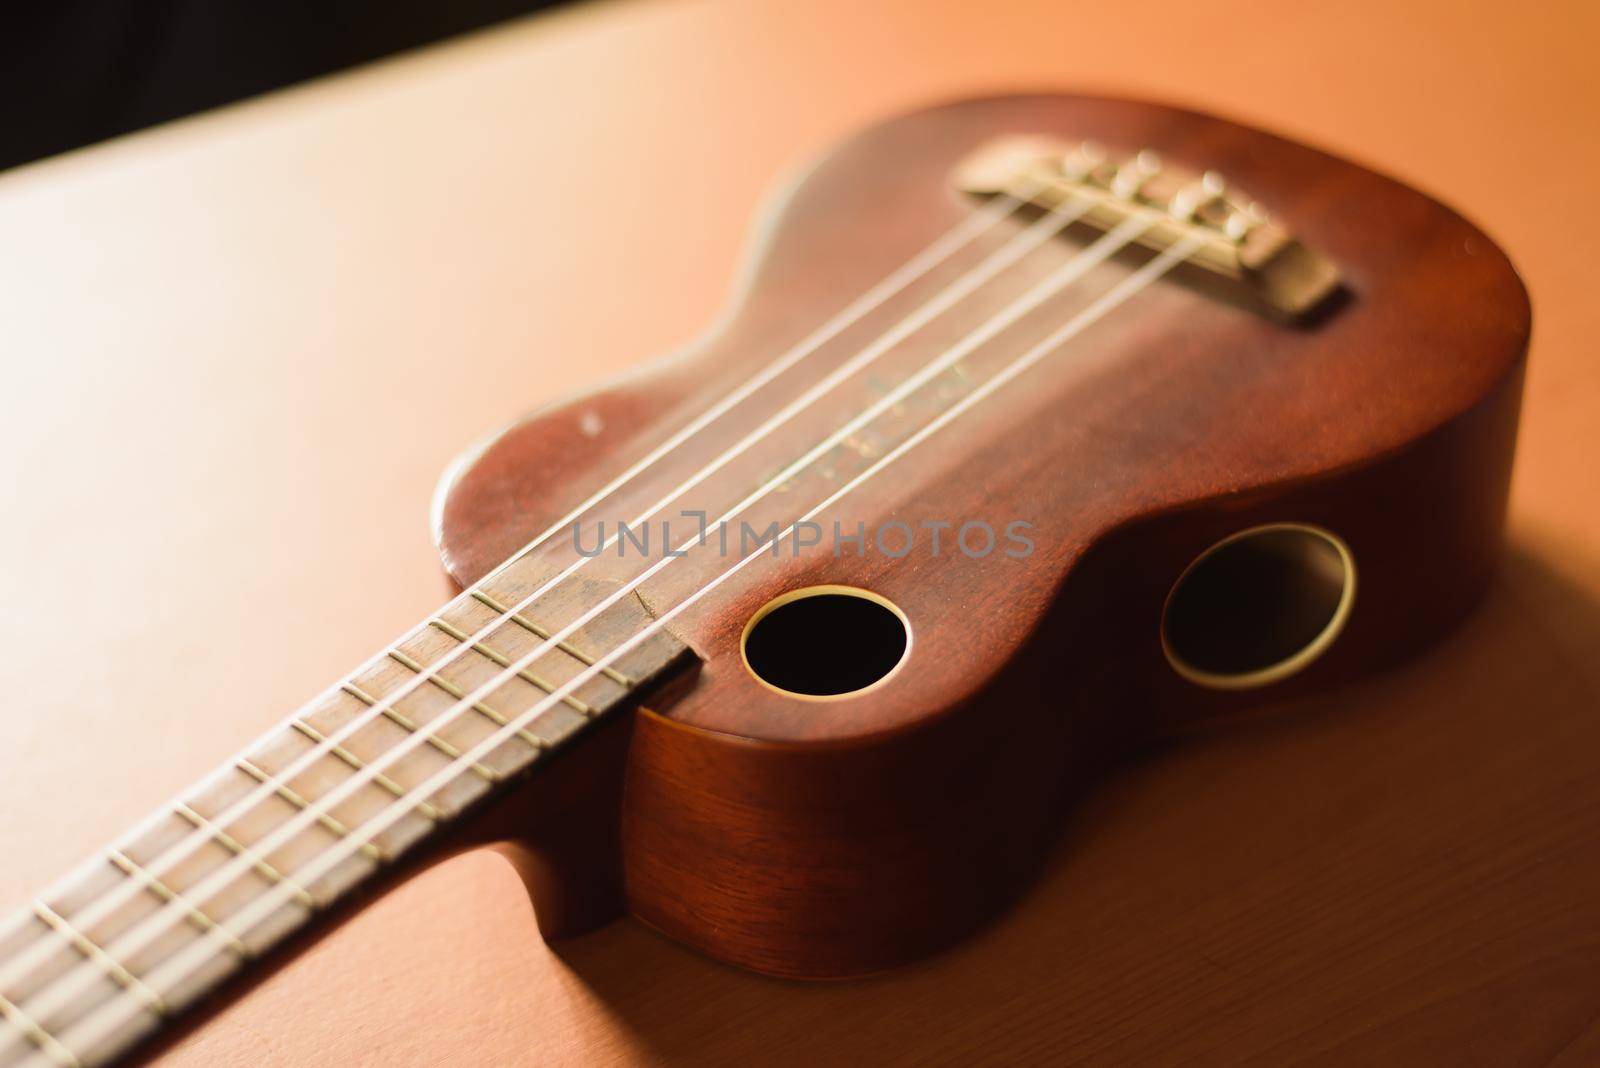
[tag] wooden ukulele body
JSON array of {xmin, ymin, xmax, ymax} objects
[{"xmin": 434, "ymin": 94, "xmax": 1528, "ymax": 979}]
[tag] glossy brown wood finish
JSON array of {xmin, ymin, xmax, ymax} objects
[{"xmin": 435, "ymin": 94, "xmax": 1529, "ymax": 977}]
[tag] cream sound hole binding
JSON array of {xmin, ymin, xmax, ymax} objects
[
  {"xmin": 741, "ymin": 586, "xmax": 911, "ymax": 699},
  {"xmin": 1160, "ymin": 523, "xmax": 1358, "ymax": 690},
  {"xmin": 0, "ymin": 93, "xmax": 1528, "ymax": 1067}
]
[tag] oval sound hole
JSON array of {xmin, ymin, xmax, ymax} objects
[
  {"xmin": 1162, "ymin": 524, "xmax": 1356, "ymax": 690},
  {"xmin": 742, "ymin": 588, "xmax": 909, "ymax": 698}
]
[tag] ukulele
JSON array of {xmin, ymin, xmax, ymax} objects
[{"xmin": 0, "ymin": 93, "xmax": 1529, "ymax": 1067}]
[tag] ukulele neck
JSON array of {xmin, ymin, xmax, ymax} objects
[{"xmin": 0, "ymin": 559, "xmax": 693, "ymax": 1067}]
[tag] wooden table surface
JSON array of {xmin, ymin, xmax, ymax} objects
[{"xmin": 2, "ymin": 0, "xmax": 1597, "ymax": 1063}]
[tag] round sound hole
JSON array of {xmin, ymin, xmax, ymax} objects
[
  {"xmin": 1161, "ymin": 523, "xmax": 1356, "ymax": 690},
  {"xmin": 742, "ymin": 586, "xmax": 910, "ymax": 699}
]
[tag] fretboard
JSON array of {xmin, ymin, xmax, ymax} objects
[{"xmin": 0, "ymin": 560, "xmax": 692, "ymax": 1068}]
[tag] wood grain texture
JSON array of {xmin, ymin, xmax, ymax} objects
[{"xmin": 0, "ymin": 0, "xmax": 1596, "ymax": 1064}]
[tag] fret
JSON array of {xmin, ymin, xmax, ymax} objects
[
  {"xmin": 385, "ymin": 642, "xmax": 569, "ymax": 728},
  {"xmin": 340, "ymin": 680, "xmax": 502, "ymax": 783},
  {"xmin": 467, "ymin": 587, "xmax": 633, "ymax": 687},
  {"xmin": 0, "ymin": 909, "xmax": 92, "ymax": 1063},
  {"xmin": 386, "ymin": 622, "xmax": 595, "ymax": 756},
  {"xmin": 105, "ymin": 814, "xmax": 307, "ymax": 1023},
  {"xmin": 170, "ymin": 804, "xmax": 314, "ymax": 910},
  {"xmin": 182, "ymin": 765, "xmax": 382, "ymax": 914},
  {"xmin": 425, "ymin": 619, "xmax": 569, "ymax": 736},
  {"xmin": 244, "ymin": 727, "xmax": 434, "ymax": 864},
  {"xmin": 0, "ymin": 883, "xmax": 167, "ymax": 1068},
  {"xmin": 233, "ymin": 758, "xmax": 385, "ymax": 864},
  {"xmin": 470, "ymin": 563, "xmax": 692, "ymax": 692},
  {"xmin": 0, "ymin": 990, "xmax": 77, "ymax": 1067},
  {"xmin": 443, "ymin": 595, "xmax": 616, "ymax": 702},
  {"xmin": 30, "ymin": 906, "xmax": 164, "ymax": 1020},
  {"xmin": 113, "ymin": 814, "xmax": 304, "ymax": 982},
  {"xmin": 364, "ymin": 658, "xmax": 539, "ymax": 782},
  {"xmin": 286, "ymin": 719, "xmax": 444, "ymax": 822},
  {"xmin": 104, "ymin": 852, "xmax": 248, "ymax": 959},
  {"xmin": 300, "ymin": 686, "xmax": 492, "ymax": 818},
  {"xmin": 431, "ymin": 596, "xmax": 629, "ymax": 717},
  {"xmin": 20, "ymin": 825, "xmax": 243, "ymax": 993},
  {"xmin": 0, "ymin": 901, "xmax": 107, "ymax": 1003},
  {"xmin": 362, "ymin": 626, "xmax": 569, "ymax": 778},
  {"xmin": 422, "ymin": 621, "xmax": 591, "ymax": 718}
]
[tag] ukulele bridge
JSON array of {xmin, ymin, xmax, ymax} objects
[{"xmin": 952, "ymin": 136, "xmax": 1342, "ymax": 320}]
